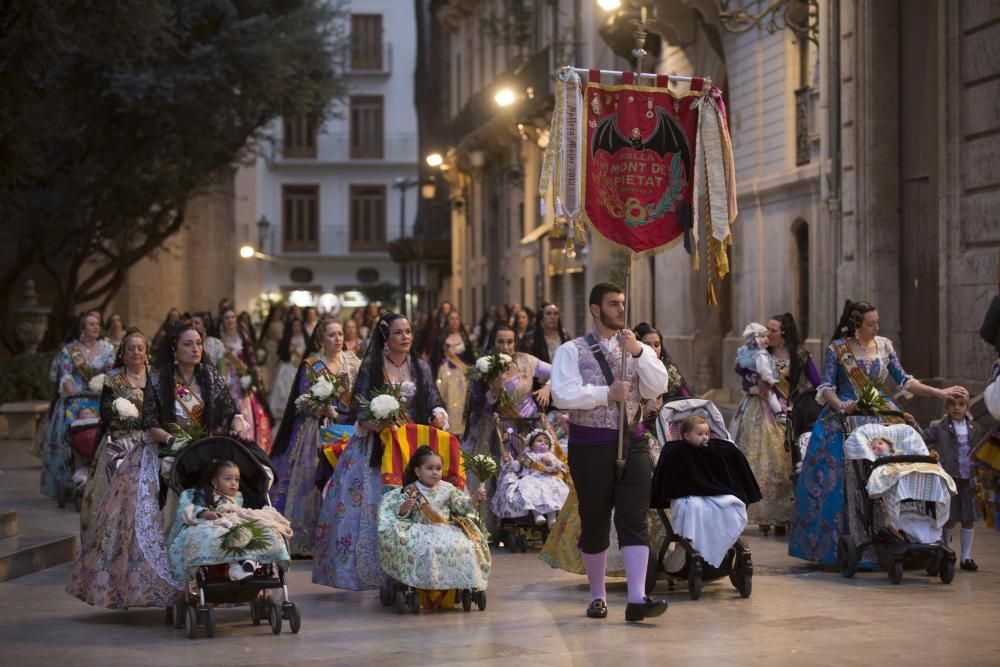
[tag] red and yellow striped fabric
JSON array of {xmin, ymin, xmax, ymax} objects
[{"xmin": 380, "ymin": 424, "xmax": 465, "ymax": 491}]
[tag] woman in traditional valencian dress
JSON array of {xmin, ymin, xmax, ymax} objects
[
  {"xmin": 430, "ymin": 310, "xmax": 475, "ymax": 436},
  {"xmin": 269, "ymin": 319, "xmax": 360, "ymax": 556},
  {"xmin": 41, "ymin": 312, "xmax": 115, "ymax": 500},
  {"xmin": 269, "ymin": 317, "xmax": 307, "ymax": 420},
  {"xmin": 216, "ymin": 307, "xmax": 273, "ymax": 452},
  {"xmin": 312, "ymin": 313, "xmax": 448, "ymax": 591},
  {"xmin": 67, "ymin": 325, "xmax": 250, "ymax": 609},
  {"xmin": 79, "ymin": 329, "xmax": 150, "ymax": 532},
  {"xmin": 522, "ymin": 302, "xmax": 570, "ymax": 365},
  {"xmin": 789, "ymin": 301, "xmax": 967, "ymax": 565},
  {"xmin": 191, "ymin": 312, "xmax": 225, "ymax": 367},
  {"xmin": 462, "ymin": 323, "xmax": 552, "ymax": 458},
  {"xmin": 104, "ymin": 313, "xmax": 126, "ymax": 357}
]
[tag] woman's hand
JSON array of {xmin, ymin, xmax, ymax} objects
[
  {"xmin": 533, "ymin": 384, "xmax": 551, "ymax": 409},
  {"xmin": 230, "ymin": 415, "xmax": 252, "ymax": 440},
  {"xmin": 61, "ymin": 377, "xmax": 76, "ymax": 396},
  {"xmin": 839, "ymin": 399, "xmax": 857, "ymax": 414},
  {"xmin": 198, "ymin": 511, "xmax": 219, "ymax": 520},
  {"xmin": 939, "ymin": 385, "xmax": 969, "ymax": 401},
  {"xmin": 473, "ymin": 487, "xmax": 488, "ymax": 503},
  {"xmin": 315, "ymin": 405, "xmax": 338, "ymax": 419},
  {"xmin": 489, "ymin": 375, "xmax": 506, "ymax": 397}
]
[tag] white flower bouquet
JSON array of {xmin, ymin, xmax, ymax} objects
[
  {"xmin": 467, "ymin": 351, "xmax": 514, "ymax": 385},
  {"xmin": 219, "ymin": 520, "xmax": 271, "ymax": 558},
  {"xmin": 294, "ymin": 378, "xmax": 339, "ymax": 417},
  {"xmin": 357, "ymin": 384, "xmax": 408, "ymax": 429},
  {"xmin": 112, "ymin": 396, "xmax": 142, "ymax": 430},
  {"xmin": 88, "ymin": 373, "xmax": 106, "ymax": 394}
]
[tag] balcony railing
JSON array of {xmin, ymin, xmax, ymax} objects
[
  {"xmin": 272, "ymin": 132, "xmax": 419, "ymax": 165},
  {"xmin": 343, "ymin": 42, "xmax": 392, "ymax": 76}
]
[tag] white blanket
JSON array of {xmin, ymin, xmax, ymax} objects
[{"xmin": 669, "ymin": 495, "xmax": 747, "ymax": 568}]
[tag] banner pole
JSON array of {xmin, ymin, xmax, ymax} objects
[{"xmin": 616, "ymin": 252, "xmax": 633, "ymax": 478}]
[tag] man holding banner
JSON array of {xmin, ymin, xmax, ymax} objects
[{"xmin": 551, "ymin": 282, "xmax": 671, "ymax": 622}]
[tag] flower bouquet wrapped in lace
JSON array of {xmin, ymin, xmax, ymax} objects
[
  {"xmin": 219, "ymin": 520, "xmax": 272, "ymax": 558},
  {"xmin": 88, "ymin": 373, "xmax": 106, "ymax": 394},
  {"xmin": 112, "ymin": 396, "xmax": 142, "ymax": 430},
  {"xmin": 358, "ymin": 383, "xmax": 408, "ymax": 430},
  {"xmin": 467, "ymin": 351, "xmax": 520, "ymax": 420},
  {"xmin": 294, "ymin": 378, "xmax": 338, "ymax": 418}
]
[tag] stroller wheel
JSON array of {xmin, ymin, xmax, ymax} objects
[
  {"xmin": 74, "ymin": 490, "xmax": 82, "ymax": 513},
  {"xmin": 688, "ymin": 560, "xmax": 704, "ymax": 600},
  {"xmin": 173, "ymin": 600, "xmax": 186, "ymax": 629},
  {"xmin": 888, "ymin": 559, "xmax": 904, "ymax": 585},
  {"xmin": 379, "ymin": 581, "xmax": 394, "ymax": 607},
  {"xmin": 269, "ymin": 600, "xmax": 283, "ymax": 634},
  {"xmin": 56, "ymin": 481, "xmax": 67, "ymax": 509},
  {"xmin": 517, "ymin": 535, "xmax": 528, "ymax": 553},
  {"xmin": 284, "ymin": 602, "xmax": 302, "ymax": 633},
  {"xmin": 939, "ymin": 556, "xmax": 956, "ymax": 584},
  {"xmin": 202, "ymin": 607, "xmax": 215, "ymax": 638},
  {"xmin": 395, "ymin": 590, "xmax": 407, "ymax": 615},
  {"xmin": 408, "ymin": 591, "xmax": 420, "ymax": 614},
  {"xmin": 250, "ymin": 597, "xmax": 262, "ymax": 626},
  {"xmin": 837, "ymin": 536, "xmax": 858, "ymax": 578},
  {"xmin": 185, "ymin": 605, "xmax": 198, "ymax": 639},
  {"xmin": 737, "ymin": 573, "xmax": 752, "ymax": 598},
  {"xmin": 476, "ymin": 591, "xmax": 487, "ymax": 611},
  {"xmin": 461, "ymin": 589, "xmax": 472, "ymax": 611}
]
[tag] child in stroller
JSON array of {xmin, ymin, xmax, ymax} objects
[
  {"xmin": 166, "ymin": 437, "xmax": 298, "ymax": 638},
  {"xmin": 838, "ymin": 422, "xmax": 957, "ymax": 584},
  {"xmin": 648, "ymin": 399, "xmax": 762, "ymax": 600},
  {"xmin": 66, "ymin": 407, "xmax": 101, "ymax": 511},
  {"xmin": 492, "ymin": 428, "xmax": 569, "ymax": 544},
  {"xmin": 377, "ymin": 445, "xmax": 490, "ymax": 614}
]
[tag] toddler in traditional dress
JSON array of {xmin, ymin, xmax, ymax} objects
[
  {"xmin": 493, "ymin": 430, "xmax": 569, "ymax": 528},
  {"xmin": 168, "ymin": 459, "xmax": 292, "ymax": 582},
  {"xmin": 923, "ymin": 396, "xmax": 980, "ymax": 571},
  {"xmin": 735, "ymin": 323, "xmax": 785, "ymax": 418}
]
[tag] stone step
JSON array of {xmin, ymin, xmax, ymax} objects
[
  {"xmin": 0, "ymin": 533, "xmax": 77, "ymax": 583},
  {"xmin": 0, "ymin": 511, "xmax": 16, "ymax": 539}
]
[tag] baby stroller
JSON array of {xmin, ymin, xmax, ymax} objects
[
  {"xmin": 376, "ymin": 424, "xmax": 487, "ymax": 614},
  {"xmin": 492, "ymin": 422, "xmax": 565, "ymax": 553},
  {"xmin": 647, "ymin": 399, "xmax": 759, "ymax": 600},
  {"xmin": 168, "ymin": 436, "xmax": 300, "ymax": 638},
  {"xmin": 61, "ymin": 412, "xmax": 101, "ymax": 512},
  {"xmin": 837, "ymin": 418, "xmax": 957, "ymax": 585}
]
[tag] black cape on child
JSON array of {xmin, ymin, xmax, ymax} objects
[{"xmin": 650, "ymin": 439, "xmax": 762, "ymax": 509}]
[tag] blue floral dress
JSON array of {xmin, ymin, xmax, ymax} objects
[
  {"xmin": 167, "ymin": 490, "xmax": 291, "ymax": 581},
  {"xmin": 788, "ymin": 336, "xmax": 913, "ymax": 565},
  {"xmin": 41, "ymin": 340, "xmax": 115, "ymax": 498},
  {"xmin": 312, "ymin": 357, "xmax": 444, "ymax": 591},
  {"xmin": 268, "ymin": 352, "xmax": 359, "ymax": 556}
]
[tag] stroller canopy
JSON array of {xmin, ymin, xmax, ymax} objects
[
  {"xmin": 844, "ymin": 423, "xmax": 930, "ymax": 461},
  {"xmin": 169, "ymin": 437, "xmax": 275, "ymax": 510},
  {"xmin": 656, "ymin": 398, "xmax": 732, "ymax": 444}
]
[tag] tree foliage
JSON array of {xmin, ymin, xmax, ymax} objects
[{"xmin": 0, "ymin": 0, "xmax": 347, "ymax": 351}]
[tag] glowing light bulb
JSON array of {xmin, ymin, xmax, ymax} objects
[{"xmin": 239, "ymin": 245, "xmax": 255, "ymax": 259}]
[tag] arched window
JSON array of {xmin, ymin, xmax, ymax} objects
[{"xmin": 792, "ymin": 219, "xmax": 810, "ymax": 338}]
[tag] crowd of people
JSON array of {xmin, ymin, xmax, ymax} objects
[{"xmin": 38, "ymin": 286, "xmax": 997, "ymax": 625}]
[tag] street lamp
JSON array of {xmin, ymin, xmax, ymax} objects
[
  {"xmin": 239, "ymin": 245, "xmax": 255, "ymax": 259},
  {"xmin": 494, "ymin": 87, "xmax": 517, "ymax": 107},
  {"xmin": 256, "ymin": 215, "xmax": 271, "ymax": 254},
  {"xmin": 425, "ymin": 152, "xmax": 443, "ymax": 167},
  {"xmin": 392, "ymin": 176, "xmax": 420, "ymax": 317},
  {"xmin": 597, "ymin": 0, "xmax": 622, "ymax": 10}
]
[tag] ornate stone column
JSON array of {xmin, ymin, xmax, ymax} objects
[{"xmin": 14, "ymin": 280, "xmax": 50, "ymax": 354}]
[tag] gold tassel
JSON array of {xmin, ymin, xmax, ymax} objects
[{"xmin": 707, "ymin": 277, "xmax": 718, "ymax": 306}]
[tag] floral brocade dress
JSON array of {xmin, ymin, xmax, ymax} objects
[
  {"xmin": 378, "ymin": 481, "xmax": 490, "ymax": 591},
  {"xmin": 789, "ymin": 336, "xmax": 912, "ymax": 565},
  {"xmin": 79, "ymin": 369, "xmax": 147, "ymax": 532},
  {"xmin": 40, "ymin": 340, "xmax": 115, "ymax": 498},
  {"xmin": 66, "ymin": 372, "xmax": 184, "ymax": 609},
  {"xmin": 268, "ymin": 352, "xmax": 360, "ymax": 556},
  {"xmin": 436, "ymin": 339, "xmax": 471, "ymax": 436},
  {"xmin": 312, "ymin": 357, "xmax": 445, "ymax": 591},
  {"xmin": 218, "ymin": 334, "xmax": 273, "ymax": 453}
]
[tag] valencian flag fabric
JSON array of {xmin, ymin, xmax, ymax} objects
[
  {"xmin": 320, "ymin": 423, "xmax": 355, "ymax": 471},
  {"xmin": 379, "ymin": 424, "xmax": 465, "ymax": 491},
  {"xmin": 540, "ymin": 67, "xmax": 738, "ymax": 303}
]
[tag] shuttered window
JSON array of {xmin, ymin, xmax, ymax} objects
[
  {"xmin": 350, "ymin": 96, "xmax": 384, "ymax": 159},
  {"xmin": 351, "ymin": 14, "xmax": 382, "ymax": 70},
  {"xmin": 350, "ymin": 185, "xmax": 387, "ymax": 251},
  {"xmin": 282, "ymin": 185, "xmax": 320, "ymax": 252}
]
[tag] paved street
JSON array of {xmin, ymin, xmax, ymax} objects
[{"xmin": 2, "ymin": 443, "xmax": 1000, "ymax": 666}]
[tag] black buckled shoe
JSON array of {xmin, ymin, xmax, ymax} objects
[
  {"xmin": 625, "ymin": 597, "xmax": 667, "ymax": 622},
  {"xmin": 586, "ymin": 599, "xmax": 608, "ymax": 619},
  {"xmin": 960, "ymin": 559, "xmax": 978, "ymax": 571}
]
